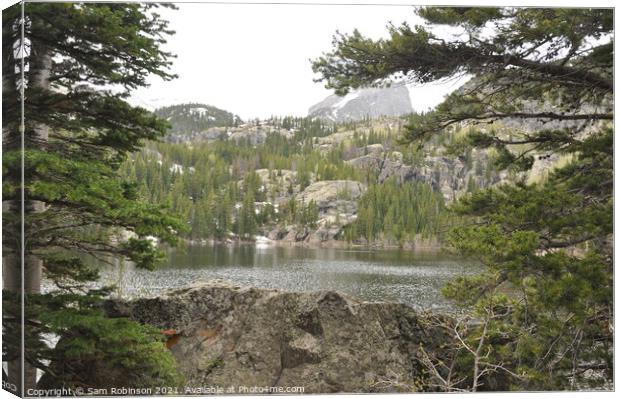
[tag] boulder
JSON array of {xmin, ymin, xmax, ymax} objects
[{"xmin": 107, "ymin": 281, "xmax": 449, "ymax": 393}]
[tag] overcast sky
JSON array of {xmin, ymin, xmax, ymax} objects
[{"xmin": 129, "ymin": 2, "xmax": 468, "ymax": 119}]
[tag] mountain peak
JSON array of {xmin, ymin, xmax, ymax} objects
[{"xmin": 308, "ymin": 85, "xmax": 413, "ymax": 122}]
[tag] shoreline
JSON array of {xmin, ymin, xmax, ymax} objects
[{"xmin": 181, "ymin": 236, "xmax": 445, "ymax": 253}]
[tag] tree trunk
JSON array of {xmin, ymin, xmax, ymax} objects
[{"xmin": 2, "ymin": 31, "xmax": 51, "ymax": 394}]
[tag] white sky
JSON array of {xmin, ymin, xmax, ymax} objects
[{"xmin": 128, "ymin": 2, "xmax": 468, "ymax": 120}]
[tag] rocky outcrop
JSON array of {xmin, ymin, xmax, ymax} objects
[
  {"xmin": 106, "ymin": 281, "xmax": 449, "ymax": 393},
  {"xmin": 296, "ymin": 180, "xmax": 366, "ymax": 210},
  {"xmin": 227, "ymin": 123, "xmax": 293, "ymax": 145},
  {"xmin": 254, "ymin": 168, "xmax": 312, "ymax": 201},
  {"xmin": 347, "ymin": 149, "xmax": 505, "ymax": 202},
  {"xmin": 312, "ymin": 118, "xmax": 404, "ymax": 153},
  {"xmin": 266, "ymin": 180, "xmax": 366, "ymax": 243},
  {"xmin": 166, "ymin": 121, "xmax": 294, "ymax": 145},
  {"xmin": 293, "ymin": 180, "xmax": 366, "ymax": 242}
]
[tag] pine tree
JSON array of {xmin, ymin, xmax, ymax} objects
[
  {"xmin": 3, "ymin": 2, "xmax": 183, "ymax": 392},
  {"xmin": 236, "ymin": 191, "xmax": 257, "ymax": 239},
  {"xmin": 313, "ymin": 7, "xmax": 612, "ymax": 389}
]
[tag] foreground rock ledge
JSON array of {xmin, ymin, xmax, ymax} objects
[{"xmin": 106, "ymin": 280, "xmax": 448, "ymax": 393}]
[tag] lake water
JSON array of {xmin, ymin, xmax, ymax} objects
[{"xmin": 98, "ymin": 244, "xmax": 481, "ymax": 311}]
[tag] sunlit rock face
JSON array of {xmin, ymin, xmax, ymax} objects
[
  {"xmin": 308, "ymin": 85, "xmax": 413, "ymax": 123},
  {"xmin": 105, "ymin": 281, "xmax": 450, "ymax": 393}
]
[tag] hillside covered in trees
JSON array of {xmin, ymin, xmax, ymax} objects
[
  {"xmin": 154, "ymin": 103, "xmax": 243, "ymax": 142},
  {"xmin": 119, "ymin": 105, "xmax": 509, "ymax": 248}
]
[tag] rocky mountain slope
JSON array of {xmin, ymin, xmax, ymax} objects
[
  {"xmin": 126, "ymin": 109, "xmax": 508, "ymax": 247},
  {"xmin": 124, "ymin": 90, "xmax": 572, "ymax": 247},
  {"xmin": 179, "ymin": 121, "xmax": 295, "ymax": 145},
  {"xmin": 311, "ymin": 120, "xmax": 506, "ymax": 203},
  {"xmin": 101, "ymin": 281, "xmax": 449, "ymax": 393},
  {"xmin": 308, "ymin": 85, "xmax": 413, "ymax": 122}
]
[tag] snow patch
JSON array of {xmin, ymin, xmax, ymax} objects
[
  {"xmin": 190, "ymin": 106, "xmax": 208, "ymax": 116},
  {"xmin": 332, "ymin": 90, "xmax": 361, "ymax": 115}
]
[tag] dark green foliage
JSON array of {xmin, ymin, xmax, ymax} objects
[
  {"xmin": 345, "ymin": 179, "xmax": 446, "ymax": 245},
  {"xmin": 312, "ymin": 8, "xmax": 612, "ymax": 95},
  {"xmin": 442, "ymin": 128, "xmax": 612, "ymax": 389},
  {"xmin": 2, "ymin": 2, "xmax": 184, "ymax": 389},
  {"xmin": 313, "ymin": 6, "xmax": 612, "ymax": 390},
  {"xmin": 3, "ymin": 150, "xmax": 182, "ymax": 269},
  {"xmin": 21, "ymin": 289, "xmax": 183, "ymax": 390},
  {"xmin": 234, "ymin": 191, "xmax": 257, "ymax": 239}
]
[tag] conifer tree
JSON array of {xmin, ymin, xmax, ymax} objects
[
  {"xmin": 3, "ymin": 2, "xmax": 183, "ymax": 392},
  {"xmin": 313, "ymin": 7, "xmax": 613, "ymax": 389}
]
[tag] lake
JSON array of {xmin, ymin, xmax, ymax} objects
[{"xmin": 96, "ymin": 244, "xmax": 481, "ymax": 311}]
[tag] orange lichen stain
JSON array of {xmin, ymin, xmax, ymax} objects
[
  {"xmin": 165, "ymin": 334, "xmax": 181, "ymax": 349},
  {"xmin": 162, "ymin": 329, "xmax": 181, "ymax": 349}
]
